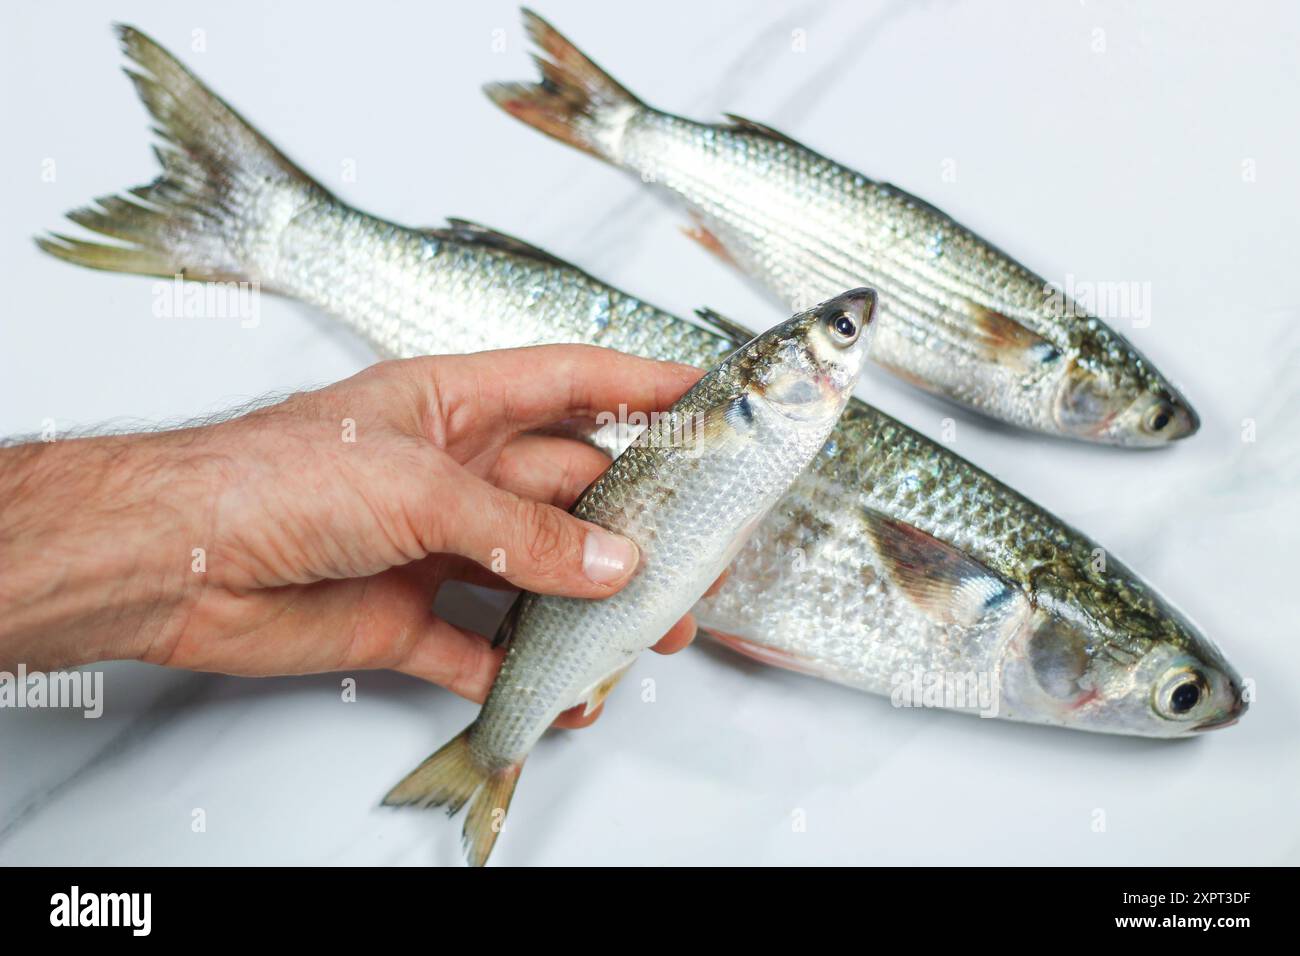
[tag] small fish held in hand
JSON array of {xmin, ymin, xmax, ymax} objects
[
  {"xmin": 382, "ymin": 290, "xmax": 878, "ymax": 865},
  {"xmin": 486, "ymin": 9, "xmax": 1199, "ymax": 446}
]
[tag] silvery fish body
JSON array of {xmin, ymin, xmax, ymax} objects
[
  {"xmin": 481, "ymin": 289, "xmax": 874, "ymax": 759},
  {"xmin": 380, "ymin": 290, "xmax": 875, "ymax": 865},
  {"xmin": 38, "ymin": 26, "xmax": 1245, "ymax": 746},
  {"xmin": 485, "ymin": 11, "xmax": 1199, "ymax": 448}
]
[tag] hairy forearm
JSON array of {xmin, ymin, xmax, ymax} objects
[{"xmin": 0, "ymin": 429, "xmax": 220, "ymax": 669}]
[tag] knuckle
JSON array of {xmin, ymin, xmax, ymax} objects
[{"xmin": 516, "ymin": 499, "xmax": 572, "ymax": 579}]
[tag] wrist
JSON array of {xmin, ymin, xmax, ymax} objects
[{"xmin": 0, "ymin": 430, "xmax": 217, "ymax": 669}]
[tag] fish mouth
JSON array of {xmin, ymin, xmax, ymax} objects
[
  {"xmin": 1170, "ymin": 400, "xmax": 1200, "ymax": 439},
  {"xmin": 1192, "ymin": 714, "xmax": 1239, "ymax": 732},
  {"xmin": 1192, "ymin": 694, "xmax": 1249, "ymax": 732}
]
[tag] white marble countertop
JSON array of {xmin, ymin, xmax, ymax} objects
[{"xmin": 1, "ymin": 0, "xmax": 1296, "ymax": 865}]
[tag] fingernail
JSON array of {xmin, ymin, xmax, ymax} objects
[{"xmin": 583, "ymin": 530, "xmax": 638, "ymax": 585}]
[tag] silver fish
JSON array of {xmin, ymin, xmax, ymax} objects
[
  {"xmin": 382, "ymin": 290, "xmax": 877, "ymax": 865},
  {"xmin": 36, "ymin": 26, "xmax": 1246, "ymax": 739},
  {"xmin": 485, "ymin": 10, "xmax": 1199, "ymax": 447}
]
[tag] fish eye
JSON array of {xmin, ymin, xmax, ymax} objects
[
  {"xmin": 1155, "ymin": 667, "xmax": 1207, "ymax": 719},
  {"xmin": 1144, "ymin": 402, "xmax": 1174, "ymax": 433},
  {"xmin": 828, "ymin": 311, "xmax": 859, "ymax": 345},
  {"xmin": 1170, "ymin": 680, "xmax": 1200, "ymax": 713}
]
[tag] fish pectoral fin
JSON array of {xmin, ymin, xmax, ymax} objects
[
  {"xmin": 968, "ymin": 306, "xmax": 1061, "ymax": 371},
  {"xmin": 863, "ymin": 510, "xmax": 1029, "ymax": 631},
  {"xmin": 681, "ymin": 213, "xmax": 740, "ymax": 269},
  {"xmin": 639, "ymin": 393, "xmax": 756, "ymax": 453},
  {"xmin": 695, "ymin": 394, "xmax": 759, "ymax": 448},
  {"xmin": 578, "ymin": 661, "xmax": 635, "ymax": 717},
  {"xmin": 694, "ymin": 307, "xmax": 756, "ymax": 348}
]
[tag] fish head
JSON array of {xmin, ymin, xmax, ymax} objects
[
  {"xmin": 1051, "ymin": 332, "xmax": 1199, "ymax": 446},
  {"xmin": 745, "ymin": 288, "xmax": 878, "ymax": 421},
  {"xmin": 998, "ymin": 579, "xmax": 1247, "ymax": 736}
]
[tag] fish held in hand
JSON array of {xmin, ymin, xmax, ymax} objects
[
  {"xmin": 486, "ymin": 9, "xmax": 1199, "ymax": 447},
  {"xmin": 382, "ymin": 290, "xmax": 878, "ymax": 865}
]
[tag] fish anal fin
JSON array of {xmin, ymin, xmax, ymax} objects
[
  {"xmin": 681, "ymin": 214, "xmax": 739, "ymax": 268},
  {"xmin": 578, "ymin": 661, "xmax": 634, "ymax": 717},
  {"xmin": 863, "ymin": 509, "xmax": 1028, "ymax": 630}
]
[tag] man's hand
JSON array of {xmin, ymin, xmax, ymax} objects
[{"xmin": 0, "ymin": 346, "xmax": 704, "ymax": 727}]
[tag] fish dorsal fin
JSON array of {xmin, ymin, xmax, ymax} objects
[
  {"xmin": 862, "ymin": 509, "xmax": 1029, "ymax": 630},
  {"xmin": 722, "ymin": 113, "xmax": 804, "ymax": 147},
  {"xmin": 694, "ymin": 307, "xmax": 756, "ymax": 347},
  {"xmin": 426, "ymin": 218, "xmax": 573, "ymax": 269}
]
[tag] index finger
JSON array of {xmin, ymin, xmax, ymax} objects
[{"xmin": 411, "ymin": 345, "xmax": 703, "ymax": 448}]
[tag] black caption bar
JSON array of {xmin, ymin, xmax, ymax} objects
[{"xmin": 0, "ymin": 867, "xmax": 1280, "ymax": 941}]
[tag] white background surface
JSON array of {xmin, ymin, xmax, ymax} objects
[{"xmin": 1, "ymin": 0, "xmax": 1297, "ymax": 865}]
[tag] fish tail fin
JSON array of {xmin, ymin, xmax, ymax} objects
[
  {"xmin": 35, "ymin": 23, "xmax": 322, "ymax": 284},
  {"xmin": 382, "ymin": 726, "xmax": 523, "ymax": 868},
  {"xmin": 484, "ymin": 8, "xmax": 644, "ymax": 165}
]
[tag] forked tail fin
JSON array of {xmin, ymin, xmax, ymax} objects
[
  {"xmin": 484, "ymin": 8, "xmax": 644, "ymax": 165},
  {"xmin": 382, "ymin": 726, "xmax": 523, "ymax": 868},
  {"xmin": 35, "ymin": 24, "xmax": 324, "ymax": 283}
]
